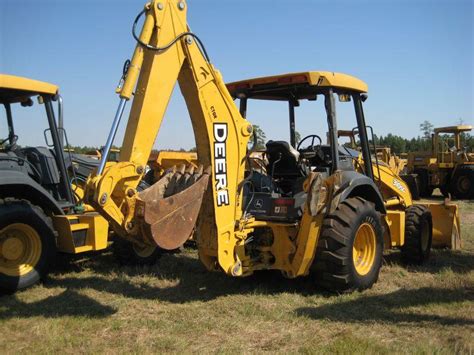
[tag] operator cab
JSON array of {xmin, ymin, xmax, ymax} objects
[
  {"xmin": 433, "ymin": 125, "xmax": 473, "ymax": 154},
  {"xmin": 0, "ymin": 74, "xmax": 75, "ymax": 209},
  {"xmin": 227, "ymin": 71, "xmax": 372, "ymax": 222}
]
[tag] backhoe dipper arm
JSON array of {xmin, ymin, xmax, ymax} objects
[{"xmin": 86, "ymin": 0, "xmax": 253, "ymax": 274}]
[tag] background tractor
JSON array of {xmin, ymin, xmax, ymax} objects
[{"xmin": 406, "ymin": 125, "xmax": 474, "ymax": 199}]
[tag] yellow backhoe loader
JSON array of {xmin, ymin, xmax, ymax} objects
[{"xmin": 83, "ymin": 0, "xmax": 460, "ymax": 292}]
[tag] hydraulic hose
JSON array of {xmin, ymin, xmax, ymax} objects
[{"xmin": 132, "ymin": 8, "xmax": 211, "ymax": 62}]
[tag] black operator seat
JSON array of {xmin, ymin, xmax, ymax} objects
[{"xmin": 265, "ymin": 140, "xmax": 303, "ymax": 178}]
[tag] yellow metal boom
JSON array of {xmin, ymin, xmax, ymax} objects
[{"xmin": 86, "ymin": 0, "xmax": 253, "ymax": 274}]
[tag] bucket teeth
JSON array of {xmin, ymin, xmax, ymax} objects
[
  {"xmin": 177, "ymin": 164, "xmax": 186, "ymax": 175},
  {"xmin": 165, "ymin": 164, "xmax": 185, "ymax": 197},
  {"xmin": 196, "ymin": 165, "xmax": 204, "ymax": 176},
  {"xmin": 185, "ymin": 165, "xmax": 195, "ymax": 175},
  {"xmin": 185, "ymin": 164, "xmax": 205, "ymax": 187},
  {"xmin": 183, "ymin": 164, "xmax": 199, "ymax": 188},
  {"xmin": 179, "ymin": 172, "xmax": 191, "ymax": 191}
]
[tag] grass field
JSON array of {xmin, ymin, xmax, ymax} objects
[{"xmin": 1, "ymin": 199, "xmax": 473, "ymax": 353}]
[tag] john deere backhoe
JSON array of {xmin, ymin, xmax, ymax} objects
[{"xmin": 84, "ymin": 0, "xmax": 461, "ymax": 292}]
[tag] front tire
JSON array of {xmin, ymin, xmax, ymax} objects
[
  {"xmin": 112, "ymin": 237, "xmax": 162, "ymax": 266},
  {"xmin": 450, "ymin": 167, "xmax": 474, "ymax": 199},
  {"xmin": 401, "ymin": 174, "xmax": 420, "ymax": 200},
  {"xmin": 0, "ymin": 200, "xmax": 56, "ymax": 294},
  {"xmin": 312, "ymin": 197, "xmax": 384, "ymax": 293},
  {"xmin": 401, "ymin": 205, "xmax": 432, "ymax": 264}
]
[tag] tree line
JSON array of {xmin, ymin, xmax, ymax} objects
[
  {"xmin": 67, "ymin": 121, "xmax": 473, "ymax": 155},
  {"xmin": 376, "ymin": 120, "xmax": 474, "ymax": 154}
]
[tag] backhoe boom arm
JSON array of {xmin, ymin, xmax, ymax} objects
[{"xmin": 85, "ymin": 0, "xmax": 253, "ymax": 273}]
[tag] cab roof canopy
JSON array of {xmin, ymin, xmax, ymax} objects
[
  {"xmin": 434, "ymin": 125, "xmax": 472, "ymax": 134},
  {"xmin": 226, "ymin": 71, "xmax": 368, "ymax": 101},
  {"xmin": 0, "ymin": 74, "xmax": 58, "ymax": 105}
]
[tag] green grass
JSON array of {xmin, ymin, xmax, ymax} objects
[{"xmin": 1, "ymin": 200, "xmax": 473, "ymax": 354}]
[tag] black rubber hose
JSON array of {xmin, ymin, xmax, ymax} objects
[{"xmin": 132, "ymin": 8, "xmax": 211, "ymax": 62}]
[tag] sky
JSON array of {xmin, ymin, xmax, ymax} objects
[{"xmin": 0, "ymin": 0, "xmax": 472, "ymax": 150}]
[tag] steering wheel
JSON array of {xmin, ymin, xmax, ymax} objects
[
  {"xmin": 297, "ymin": 134, "xmax": 322, "ymax": 151},
  {"xmin": 297, "ymin": 134, "xmax": 322, "ymax": 153},
  {"xmin": 0, "ymin": 135, "xmax": 18, "ymax": 150},
  {"xmin": 297, "ymin": 134, "xmax": 328, "ymax": 165}
]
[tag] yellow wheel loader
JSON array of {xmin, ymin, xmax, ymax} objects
[
  {"xmin": 406, "ymin": 125, "xmax": 474, "ymax": 199},
  {"xmin": 84, "ymin": 0, "xmax": 461, "ymax": 292},
  {"xmin": 376, "ymin": 147, "xmax": 407, "ymax": 176}
]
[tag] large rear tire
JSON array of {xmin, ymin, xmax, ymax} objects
[
  {"xmin": 415, "ymin": 169, "xmax": 433, "ymax": 198},
  {"xmin": 401, "ymin": 205, "xmax": 432, "ymax": 264},
  {"xmin": 0, "ymin": 199, "xmax": 56, "ymax": 294},
  {"xmin": 312, "ymin": 197, "xmax": 384, "ymax": 293}
]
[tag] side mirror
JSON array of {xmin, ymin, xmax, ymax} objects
[{"xmin": 43, "ymin": 129, "xmax": 54, "ymax": 147}]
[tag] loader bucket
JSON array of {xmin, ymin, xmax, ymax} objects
[
  {"xmin": 135, "ymin": 165, "xmax": 211, "ymax": 250},
  {"xmin": 417, "ymin": 202, "xmax": 462, "ymax": 250}
]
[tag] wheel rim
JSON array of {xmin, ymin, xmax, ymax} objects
[
  {"xmin": 457, "ymin": 176, "xmax": 471, "ymax": 193},
  {"xmin": 132, "ymin": 243, "xmax": 156, "ymax": 258},
  {"xmin": 420, "ymin": 219, "xmax": 430, "ymax": 252},
  {"xmin": 0, "ymin": 223, "xmax": 42, "ymax": 277},
  {"xmin": 353, "ymin": 222, "xmax": 376, "ymax": 276}
]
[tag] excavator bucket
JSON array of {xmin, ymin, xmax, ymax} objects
[
  {"xmin": 135, "ymin": 165, "xmax": 211, "ymax": 250},
  {"xmin": 417, "ymin": 201, "xmax": 462, "ymax": 250}
]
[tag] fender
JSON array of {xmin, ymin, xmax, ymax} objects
[
  {"xmin": 333, "ymin": 170, "xmax": 386, "ymax": 214},
  {"xmin": 0, "ymin": 170, "xmax": 64, "ymax": 215}
]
